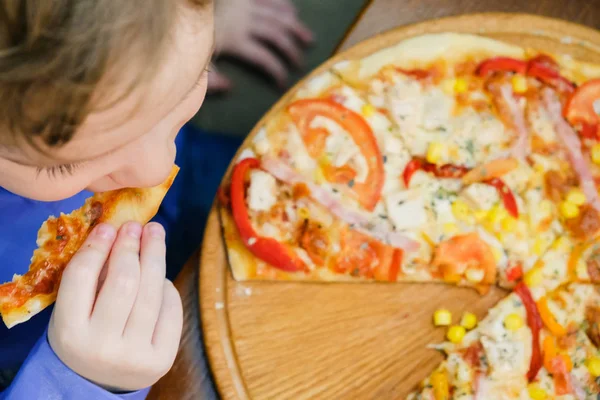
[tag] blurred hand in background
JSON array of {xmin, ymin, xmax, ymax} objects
[{"xmin": 208, "ymin": 0, "xmax": 314, "ymax": 93}]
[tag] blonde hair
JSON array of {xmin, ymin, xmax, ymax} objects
[{"xmin": 0, "ymin": 0, "xmax": 207, "ymax": 148}]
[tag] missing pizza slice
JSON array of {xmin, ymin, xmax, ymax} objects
[{"xmin": 0, "ymin": 166, "xmax": 179, "ymax": 328}]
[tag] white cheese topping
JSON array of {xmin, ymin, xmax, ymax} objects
[
  {"xmin": 384, "ymin": 189, "xmax": 428, "ymax": 230},
  {"xmin": 247, "ymin": 170, "xmax": 277, "ymax": 212}
]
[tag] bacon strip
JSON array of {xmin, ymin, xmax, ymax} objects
[
  {"xmin": 542, "ymin": 88, "xmax": 600, "ymax": 211},
  {"xmin": 261, "ymin": 156, "xmax": 420, "ymax": 252}
]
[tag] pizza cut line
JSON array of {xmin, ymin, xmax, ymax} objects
[
  {"xmin": 218, "ymin": 33, "xmax": 600, "ymax": 397},
  {"xmin": 0, "ymin": 166, "xmax": 179, "ymax": 328}
]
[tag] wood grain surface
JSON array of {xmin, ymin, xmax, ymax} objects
[
  {"xmin": 337, "ymin": 0, "xmax": 600, "ymax": 53},
  {"xmin": 150, "ymin": 8, "xmax": 600, "ymax": 400},
  {"xmin": 199, "ymin": 13, "xmax": 600, "ymax": 400}
]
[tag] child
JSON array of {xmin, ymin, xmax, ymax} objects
[{"xmin": 0, "ymin": 0, "xmax": 214, "ymax": 398}]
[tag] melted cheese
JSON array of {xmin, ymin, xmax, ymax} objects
[
  {"xmin": 461, "ymin": 183, "xmax": 500, "ymax": 211},
  {"xmin": 247, "ymin": 170, "xmax": 277, "ymax": 212},
  {"xmin": 311, "ymin": 116, "xmax": 369, "ymax": 183},
  {"xmin": 384, "ymin": 189, "xmax": 427, "ymax": 230}
]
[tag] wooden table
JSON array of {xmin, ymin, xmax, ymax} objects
[
  {"xmin": 337, "ymin": 0, "xmax": 600, "ymax": 53},
  {"xmin": 149, "ymin": 2, "xmax": 600, "ymax": 399}
]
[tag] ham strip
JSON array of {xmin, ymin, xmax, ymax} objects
[
  {"xmin": 261, "ymin": 156, "xmax": 420, "ymax": 252},
  {"xmin": 496, "ymin": 84, "xmax": 530, "ymax": 160},
  {"xmin": 542, "ymin": 88, "xmax": 600, "ymax": 211}
]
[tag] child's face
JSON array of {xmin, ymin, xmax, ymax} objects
[{"xmin": 0, "ymin": 4, "xmax": 214, "ymax": 202}]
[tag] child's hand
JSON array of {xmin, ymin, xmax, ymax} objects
[{"xmin": 48, "ymin": 222, "xmax": 183, "ymax": 392}]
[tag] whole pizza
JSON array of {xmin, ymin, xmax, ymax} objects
[{"xmin": 218, "ymin": 33, "xmax": 600, "ymax": 398}]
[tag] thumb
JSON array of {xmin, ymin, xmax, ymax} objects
[{"xmin": 207, "ymin": 69, "xmax": 233, "ymax": 94}]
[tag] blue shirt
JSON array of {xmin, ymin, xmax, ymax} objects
[{"xmin": 0, "ymin": 125, "xmax": 241, "ymax": 399}]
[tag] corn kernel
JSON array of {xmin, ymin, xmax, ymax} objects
[
  {"xmin": 566, "ymin": 188, "xmax": 586, "ymax": 206},
  {"xmin": 504, "ymin": 313, "xmax": 524, "ymax": 331},
  {"xmin": 488, "ymin": 205, "xmax": 509, "ymax": 225},
  {"xmin": 474, "ymin": 209, "xmax": 489, "ymax": 221},
  {"xmin": 539, "ymin": 199, "xmax": 553, "ymax": 216},
  {"xmin": 592, "ymin": 143, "xmax": 600, "ymax": 166},
  {"xmin": 430, "ymin": 370, "xmax": 449, "ymax": 400},
  {"xmin": 451, "ymin": 200, "xmax": 471, "ymax": 221},
  {"xmin": 587, "ymin": 357, "xmax": 600, "ymax": 377},
  {"xmin": 552, "ymin": 236, "xmax": 571, "ymax": 252},
  {"xmin": 454, "ymin": 78, "xmax": 468, "ymax": 94},
  {"xmin": 511, "ymin": 75, "xmax": 528, "ymax": 94},
  {"xmin": 441, "ymin": 79, "xmax": 455, "ymax": 94},
  {"xmin": 491, "ymin": 247, "xmax": 504, "ymax": 263},
  {"xmin": 433, "ymin": 309, "xmax": 452, "ymax": 326},
  {"xmin": 527, "ymin": 383, "xmax": 547, "ymax": 400},
  {"xmin": 501, "ymin": 216, "xmax": 517, "ymax": 232},
  {"xmin": 560, "ymin": 201, "xmax": 580, "ymax": 219},
  {"xmin": 426, "ymin": 142, "xmax": 444, "ymax": 164},
  {"xmin": 446, "ymin": 325, "xmax": 466, "ymax": 343},
  {"xmin": 533, "ymin": 163, "xmax": 545, "ymax": 173},
  {"xmin": 524, "ymin": 266, "xmax": 544, "ymax": 287},
  {"xmin": 361, "ymin": 104, "xmax": 375, "ymax": 117},
  {"xmin": 314, "ymin": 167, "xmax": 326, "ymax": 184},
  {"xmin": 466, "ymin": 268, "xmax": 485, "ymax": 283},
  {"xmin": 460, "ymin": 312, "xmax": 477, "ymax": 330},
  {"xmin": 532, "ymin": 237, "xmax": 549, "ymax": 256},
  {"xmin": 297, "ymin": 207, "xmax": 310, "ymax": 220},
  {"xmin": 443, "ymin": 223, "xmax": 459, "ymax": 235}
]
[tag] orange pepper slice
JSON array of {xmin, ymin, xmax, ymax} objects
[{"xmin": 537, "ymin": 297, "xmax": 568, "ymax": 337}]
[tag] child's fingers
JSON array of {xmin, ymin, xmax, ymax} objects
[
  {"xmin": 55, "ymin": 223, "xmax": 116, "ymax": 325},
  {"xmin": 91, "ymin": 222, "xmax": 142, "ymax": 336},
  {"xmin": 124, "ymin": 223, "xmax": 166, "ymax": 339},
  {"xmin": 152, "ymin": 280, "xmax": 183, "ymax": 362}
]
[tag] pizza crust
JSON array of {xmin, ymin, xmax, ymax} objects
[
  {"xmin": 333, "ymin": 33, "xmax": 526, "ymax": 81},
  {"xmin": 0, "ymin": 166, "xmax": 179, "ymax": 328}
]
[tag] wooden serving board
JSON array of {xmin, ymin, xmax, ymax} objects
[{"xmin": 200, "ymin": 13, "xmax": 600, "ymax": 400}]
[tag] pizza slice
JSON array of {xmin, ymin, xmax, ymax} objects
[
  {"xmin": 0, "ymin": 166, "xmax": 179, "ymax": 328},
  {"xmin": 408, "ymin": 283, "xmax": 600, "ymax": 399}
]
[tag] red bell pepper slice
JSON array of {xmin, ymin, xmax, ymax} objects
[
  {"xmin": 564, "ymin": 78, "xmax": 600, "ymax": 140},
  {"xmin": 230, "ymin": 158, "xmax": 306, "ymax": 272},
  {"xmin": 528, "ymin": 54, "xmax": 559, "ymax": 71},
  {"xmin": 402, "ymin": 159, "xmax": 422, "ymax": 187},
  {"xmin": 403, "ymin": 159, "xmax": 518, "ymax": 217},
  {"xmin": 549, "ymin": 356, "xmax": 574, "ymax": 395},
  {"xmin": 288, "ymin": 99, "xmax": 385, "ymax": 211},
  {"xmin": 506, "ymin": 263, "xmax": 523, "ymax": 282},
  {"xmin": 485, "ymin": 178, "xmax": 519, "ymax": 218},
  {"xmin": 402, "ymin": 158, "xmax": 470, "ymax": 187},
  {"xmin": 476, "ymin": 57, "xmax": 528, "ymax": 77},
  {"xmin": 527, "ymin": 61, "xmax": 576, "ymax": 94},
  {"xmin": 514, "ymin": 282, "xmax": 543, "ymax": 382}
]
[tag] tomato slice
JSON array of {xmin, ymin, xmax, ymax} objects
[
  {"xmin": 564, "ymin": 78, "xmax": 600, "ymax": 139},
  {"xmin": 334, "ymin": 229, "xmax": 395, "ymax": 279},
  {"xmin": 549, "ymin": 356, "xmax": 574, "ymax": 395},
  {"xmin": 288, "ymin": 99, "xmax": 385, "ymax": 211}
]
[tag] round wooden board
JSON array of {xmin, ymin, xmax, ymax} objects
[{"xmin": 200, "ymin": 13, "xmax": 600, "ymax": 400}]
